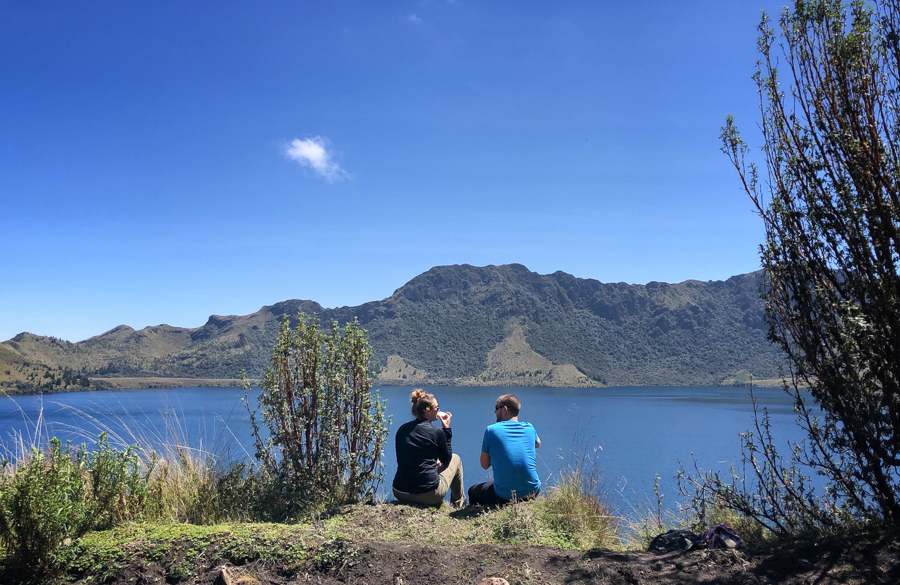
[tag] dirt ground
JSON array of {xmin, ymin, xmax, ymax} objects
[{"xmin": 64, "ymin": 531, "xmax": 900, "ymax": 585}]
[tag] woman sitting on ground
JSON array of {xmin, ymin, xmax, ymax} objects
[{"xmin": 392, "ymin": 389, "xmax": 465, "ymax": 507}]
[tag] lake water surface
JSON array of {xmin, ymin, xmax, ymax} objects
[{"xmin": 0, "ymin": 385, "xmax": 812, "ymax": 512}]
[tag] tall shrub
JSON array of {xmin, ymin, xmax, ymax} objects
[
  {"xmin": 243, "ymin": 314, "xmax": 389, "ymax": 519},
  {"xmin": 712, "ymin": 0, "xmax": 900, "ymax": 534}
]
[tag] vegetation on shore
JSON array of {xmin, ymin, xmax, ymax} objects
[
  {"xmin": 1, "ymin": 444, "xmax": 896, "ymax": 585},
  {"xmin": 0, "ymin": 425, "xmax": 628, "ymax": 582}
]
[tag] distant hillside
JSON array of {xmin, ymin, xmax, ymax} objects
[{"xmin": 0, "ymin": 264, "xmax": 784, "ymax": 394}]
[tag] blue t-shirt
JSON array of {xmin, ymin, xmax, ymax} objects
[{"xmin": 481, "ymin": 420, "xmax": 540, "ymax": 500}]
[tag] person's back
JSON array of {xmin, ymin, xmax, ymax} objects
[
  {"xmin": 392, "ymin": 389, "xmax": 465, "ymax": 508},
  {"xmin": 393, "ymin": 416, "xmax": 447, "ymax": 493},
  {"xmin": 469, "ymin": 393, "xmax": 541, "ymax": 506},
  {"xmin": 483, "ymin": 419, "xmax": 540, "ymax": 500}
]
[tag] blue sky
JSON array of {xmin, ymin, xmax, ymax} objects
[{"xmin": 2, "ymin": 1, "xmax": 786, "ymax": 342}]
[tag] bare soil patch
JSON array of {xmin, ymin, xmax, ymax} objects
[{"xmin": 48, "ymin": 528, "xmax": 900, "ymax": 585}]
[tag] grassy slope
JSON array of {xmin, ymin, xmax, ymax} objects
[
  {"xmin": 1, "ymin": 499, "xmax": 619, "ymax": 583},
  {"xmin": 9, "ymin": 503, "xmax": 898, "ymax": 585},
  {"xmin": 0, "ymin": 342, "xmax": 97, "ymax": 394}
]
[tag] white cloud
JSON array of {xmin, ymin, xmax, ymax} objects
[
  {"xmin": 406, "ymin": 13, "xmax": 422, "ymax": 24},
  {"xmin": 285, "ymin": 136, "xmax": 348, "ymax": 182}
]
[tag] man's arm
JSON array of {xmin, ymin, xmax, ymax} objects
[
  {"xmin": 480, "ymin": 451, "xmax": 491, "ymax": 469},
  {"xmin": 535, "ymin": 436, "xmax": 541, "ymax": 448}
]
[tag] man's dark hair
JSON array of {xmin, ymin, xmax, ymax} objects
[{"xmin": 496, "ymin": 394, "xmax": 521, "ymax": 416}]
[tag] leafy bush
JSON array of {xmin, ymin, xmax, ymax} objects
[
  {"xmin": 85, "ymin": 434, "xmax": 148, "ymax": 530},
  {"xmin": 0, "ymin": 439, "xmax": 88, "ymax": 571},
  {"xmin": 0, "ymin": 434, "xmax": 146, "ymax": 573},
  {"xmin": 243, "ymin": 314, "xmax": 389, "ymax": 520}
]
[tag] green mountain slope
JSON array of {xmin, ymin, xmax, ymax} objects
[{"xmin": 0, "ymin": 264, "xmax": 783, "ymax": 392}]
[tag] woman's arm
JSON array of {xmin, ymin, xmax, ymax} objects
[{"xmin": 435, "ymin": 426, "xmax": 453, "ymax": 466}]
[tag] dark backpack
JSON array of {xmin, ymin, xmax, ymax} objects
[{"xmin": 648, "ymin": 529, "xmax": 705, "ymax": 553}]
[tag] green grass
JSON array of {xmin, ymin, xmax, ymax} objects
[
  {"xmin": 36, "ymin": 495, "xmax": 620, "ymax": 583},
  {"xmin": 0, "ymin": 458, "xmax": 797, "ymax": 585},
  {"xmin": 51, "ymin": 522, "xmax": 318, "ymax": 583},
  {"xmin": 0, "ymin": 429, "xmax": 635, "ymax": 565},
  {"xmin": 2, "ymin": 483, "xmax": 631, "ymax": 581},
  {"xmin": 532, "ymin": 470, "xmax": 619, "ymax": 549}
]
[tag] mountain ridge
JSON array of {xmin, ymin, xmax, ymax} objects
[{"xmin": 0, "ymin": 264, "xmax": 783, "ymax": 393}]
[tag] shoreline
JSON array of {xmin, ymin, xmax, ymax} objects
[{"xmin": 0, "ymin": 376, "xmax": 791, "ymax": 397}]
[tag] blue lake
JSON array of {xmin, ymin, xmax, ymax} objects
[{"xmin": 0, "ymin": 385, "xmax": 813, "ymax": 513}]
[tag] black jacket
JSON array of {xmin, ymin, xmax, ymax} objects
[{"xmin": 392, "ymin": 417, "xmax": 453, "ymax": 493}]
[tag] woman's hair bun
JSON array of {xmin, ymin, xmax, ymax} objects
[{"xmin": 409, "ymin": 388, "xmax": 435, "ymax": 417}]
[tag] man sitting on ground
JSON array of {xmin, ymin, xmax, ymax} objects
[{"xmin": 468, "ymin": 393, "xmax": 541, "ymax": 506}]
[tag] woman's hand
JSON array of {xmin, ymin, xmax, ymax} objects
[{"xmin": 437, "ymin": 410, "xmax": 451, "ymax": 428}]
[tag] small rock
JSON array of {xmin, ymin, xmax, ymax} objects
[{"xmin": 478, "ymin": 578, "xmax": 509, "ymax": 585}]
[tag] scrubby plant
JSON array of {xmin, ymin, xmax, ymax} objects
[
  {"xmin": 0, "ymin": 434, "xmax": 146, "ymax": 573},
  {"xmin": 142, "ymin": 446, "xmax": 250, "ymax": 525},
  {"xmin": 678, "ymin": 393, "xmax": 858, "ymax": 540},
  {"xmin": 0, "ymin": 439, "xmax": 89, "ymax": 572},
  {"xmin": 85, "ymin": 433, "xmax": 148, "ymax": 530},
  {"xmin": 535, "ymin": 467, "xmax": 619, "ymax": 549},
  {"xmin": 243, "ymin": 314, "xmax": 389, "ymax": 520}
]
